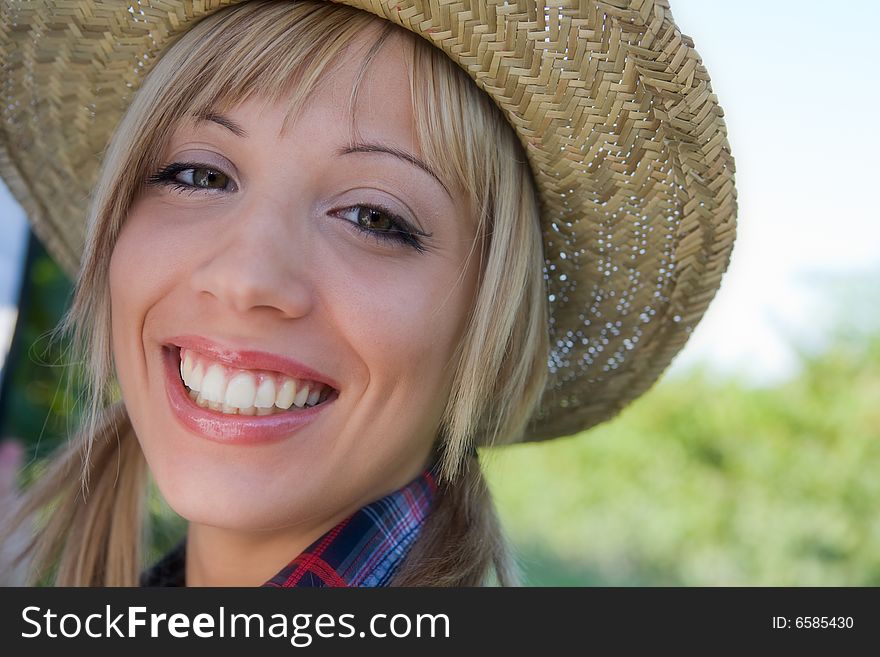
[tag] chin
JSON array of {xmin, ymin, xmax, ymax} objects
[
  {"xmin": 150, "ymin": 461, "xmax": 322, "ymax": 533},
  {"xmin": 162, "ymin": 486, "xmax": 298, "ymax": 532}
]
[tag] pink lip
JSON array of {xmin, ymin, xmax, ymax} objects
[{"xmin": 162, "ymin": 345, "xmax": 337, "ymax": 445}]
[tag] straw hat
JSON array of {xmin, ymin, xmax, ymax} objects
[{"xmin": 0, "ymin": 0, "xmax": 736, "ymax": 443}]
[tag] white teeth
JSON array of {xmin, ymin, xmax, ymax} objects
[
  {"xmin": 180, "ymin": 352, "xmax": 189, "ymax": 382},
  {"xmin": 225, "ymin": 372, "xmax": 257, "ymax": 409},
  {"xmin": 200, "ymin": 364, "xmax": 228, "ymax": 404},
  {"xmin": 293, "ymin": 384, "xmax": 310, "ymax": 408},
  {"xmin": 177, "ymin": 347, "xmax": 332, "ymax": 415},
  {"xmin": 181, "ymin": 350, "xmax": 205, "ymax": 392},
  {"xmin": 275, "ymin": 379, "xmax": 296, "ymax": 410},
  {"xmin": 254, "ymin": 378, "xmax": 276, "ymax": 408},
  {"xmin": 191, "ymin": 361, "xmax": 205, "ymax": 391}
]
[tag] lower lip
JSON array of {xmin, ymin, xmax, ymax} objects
[{"xmin": 162, "ymin": 345, "xmax": 337, "ymax": 445}]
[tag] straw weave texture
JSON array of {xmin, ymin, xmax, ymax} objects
[{"xmin": 0, "ymin": 0, "xmax": 737, "ymax": 443}]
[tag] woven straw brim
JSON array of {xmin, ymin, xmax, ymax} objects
[{"xmin": 0, "ymin": 0, "xmax": 736, "ymax": 443}]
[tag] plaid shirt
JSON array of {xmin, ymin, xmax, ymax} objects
[{"xmin": 140, "ymin": 461, "xmax": 439, "ymax": 587}]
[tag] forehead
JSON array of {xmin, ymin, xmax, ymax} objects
[
  {"xmin": 200, "ymin": 26, "xmax": 418, "ymax": 150},
  {"xmin": 325, "ymin": 28, "xmax": 417, "ymax": 142}
]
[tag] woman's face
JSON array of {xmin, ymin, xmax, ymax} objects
[{"xmin": 109, "ymin": 29, "xmax": 479, "ymax": 533}]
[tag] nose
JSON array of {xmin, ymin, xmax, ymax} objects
[{"xmin": 189, "ymin": 195, "xmax": 315, "ymax": 319}]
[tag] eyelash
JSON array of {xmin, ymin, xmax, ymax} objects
[{"xmin": 146, "ymin": 162, "xmax": 431, "ymax": 253}]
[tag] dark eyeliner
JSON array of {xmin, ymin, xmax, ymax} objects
[
  {"xmin": 146, "ymin": 161, "xmax": 234, "ymax": 194},
  {"xmin": 338, "ymin": 202, "xmax": 433, "ymax": 254}
]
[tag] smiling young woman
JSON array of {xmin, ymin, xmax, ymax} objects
[
  {"xmin": 0, "ymin": 0, "xmax": 737, "ymax": 587},
  {"xmin": 108, "ymin": 27, "xmax": 507, "ymax": 585}
]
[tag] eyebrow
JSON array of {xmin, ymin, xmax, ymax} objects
[
  {"xmin": 194, "ymin": 111, "xmax": 451, "ymax": 198},
  {"xmin": 195, "ymin": 111, "xmax": 249, "ymax": 138},
  {"xmin": 336, "ymin": 142, "xmax": 452, "ymax": 199}
]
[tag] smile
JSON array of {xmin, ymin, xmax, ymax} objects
[
  {"xmin": 179, "ymin": 346, "xmax": 334, "ymax": 416},
  {"xmin": 162, "ymin": 345, "xmax": 338, "ymax": 445}
]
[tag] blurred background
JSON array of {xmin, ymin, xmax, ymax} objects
[{"xmin": 1, "ymin": 0, "xmax": 878, "ymax": 585}]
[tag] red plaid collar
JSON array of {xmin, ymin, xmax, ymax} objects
[{"xmin": 141, "ymin": 460, "xmax": 439, "ymax": 587}]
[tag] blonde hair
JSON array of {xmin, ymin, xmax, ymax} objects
[{"xmin": 2, "ymin": 0, "xmax": 548, "ymax": 586}]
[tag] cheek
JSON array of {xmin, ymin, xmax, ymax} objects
[
  {"xmin": 339, "ymin": 270, "xmax": 466, "ymax": 376},
  {"xmin": 108, "ymin": 205, "xmax": 186, "ymax": 420},
  {"xmin": 109, "ymin": 201, "xmax": 196, "ymax": 334},
  {"xmin": 111, "ymin": 217, "xmax": 152, "ymax": 338},
  {"xmin": 326, "ymin": 256, "xmax": 476, "ymax": 441}
]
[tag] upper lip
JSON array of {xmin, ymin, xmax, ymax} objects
[{"xmin": 164, "ymin": 334, "xmax": 340, "ymax": 391}]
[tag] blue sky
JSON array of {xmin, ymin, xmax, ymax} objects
[
  {"xmin": 656, "ymin": 0, "xmax": 880, "ymax": 381},
  {"xmin": 2, "ymin": 0, "xmax": 879, "ymax": 383}
]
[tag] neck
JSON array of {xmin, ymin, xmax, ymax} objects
[{"xmin": 183, "ymin": 454, "xmax": 439, "ymax": 587}]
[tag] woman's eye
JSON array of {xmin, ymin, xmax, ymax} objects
[
  {"xmin": 335, "ymin": 204, "xmax": 431, "ymax": 253},
  {"xmin": 146, "ymin": 162, "xmax": 234, "ymax": 194},
  {"xmin": 178, "ymin": 167, "xmax": 229, "ymax": 189},
  {"xmin": 345, "ymin": 206, "xmax": 396, "ymax": 232}
]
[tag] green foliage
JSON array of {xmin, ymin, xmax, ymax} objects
[
  {"xmin": 0, "ymin": 240, "xmax": 79, "ymax": 466},
  {"xmin": 484, "ymin": 330, "xmax": 880, "ymax": 585}
]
